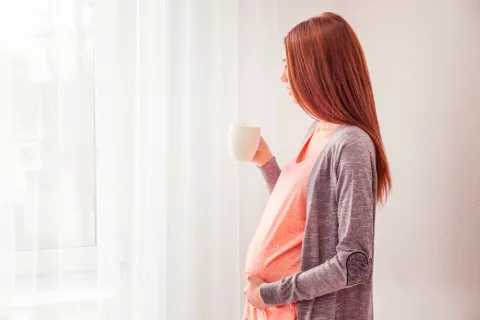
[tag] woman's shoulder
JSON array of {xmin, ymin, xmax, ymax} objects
[
  {"xmin": 308, "ymin": 125, "xmax": 376, "ymax": 182},
  {"xmin": 324, "ymin": 125, "xmax": 376, "ymax": 168},
  {"xmin": 333, "ymin": 125, "xmax": 375, "ymax": 153}
]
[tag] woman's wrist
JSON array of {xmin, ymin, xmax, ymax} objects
[{"xmin": 255, "ymin": 153, "xmax": 274, "ymax": 167}]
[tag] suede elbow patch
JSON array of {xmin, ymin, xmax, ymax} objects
[{"xmin": 346, "ymin": 252, "xmax": 370, "ymax": 286}]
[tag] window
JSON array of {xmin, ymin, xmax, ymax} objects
[
  {"xmin": 12, "ymin": 0, "xmax": 96, "ymax": 250},
  {"xmin": 0, "ymin": 0, "xmax": 116, "ymax": 317}
]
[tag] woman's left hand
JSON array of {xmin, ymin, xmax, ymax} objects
[{"xmin": 244, "ymin": 274, "xmax": 267, "ymax": 310}]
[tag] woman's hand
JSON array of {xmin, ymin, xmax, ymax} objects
[
  {"xmin": 251, "ymin": 137, "xmax": 273, "ymax": 167},
  {"xmin": 244, "ymin": 274, "xmax": 267, "ymax": 310}
]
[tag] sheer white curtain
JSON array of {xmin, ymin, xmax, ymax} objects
[
  {"xmin": 107, "ymin": 0, "xmax": 242, "ymax": 318},
  {"xmin": 0, "ymin": 0, "xmax": 116, "ymax": 318},
  {"xmin": 1, "ymin": 0, "xmax": 243, "ymax": 318}
]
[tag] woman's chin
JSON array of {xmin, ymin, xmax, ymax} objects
[{"xmin": 287, "ymin": 93, "xmax": 298, "ymax": 104}]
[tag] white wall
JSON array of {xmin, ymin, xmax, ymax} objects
[{"xmin": 239, "ymin": 1, "xmax": 480, "ymax": 319}]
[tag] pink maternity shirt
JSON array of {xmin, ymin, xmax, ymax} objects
[{"xmin": 243, "ymin": 130, "xmax": 318, "ymax": 320}]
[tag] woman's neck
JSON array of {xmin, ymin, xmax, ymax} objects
[{"xmin": 315, "ymin": 120, "xmax": 340, "ymax": 133}]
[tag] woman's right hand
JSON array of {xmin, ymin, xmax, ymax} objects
[{"xmin": 251, "ymin": 137, "xmax": 273, "ymax": 167}]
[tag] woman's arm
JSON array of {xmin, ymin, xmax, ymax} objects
[
  {"xmin": 251, "ymin": 136, "xmax": 279, "ymax": 194},
  {"xmin": 258, "ymin": 157, "xmax": 281, "ymax": 194},
  {"xmin": 259, "ymin": 137, "xmax": 376, "ymax": 305}
]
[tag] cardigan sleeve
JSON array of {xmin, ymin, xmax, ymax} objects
[{"xmin": 258, "ymin": 157, "xmax": 281, "ymax": 195}]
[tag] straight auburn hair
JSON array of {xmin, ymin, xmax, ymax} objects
[{"xmin": 285, "ymin": 12, "xmax": 391, "ymax": 203}]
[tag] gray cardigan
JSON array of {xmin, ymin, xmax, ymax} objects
[{"xmin": 258, "ymin": 125, "xmax": 377, "ymax": 320}]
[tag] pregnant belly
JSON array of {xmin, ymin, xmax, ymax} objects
[
  {"xmin": 244, "ymin": 240, "xmax": 303, "ymax": 283},
  {"xmin": 242, "ymin": 214, "xmax": 304, "ymax": 319},
  {"xmin": 242, "ymin": 244, "xmax": 301, "ymax": 320}
]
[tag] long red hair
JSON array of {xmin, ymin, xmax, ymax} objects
[{"xmin": 285, "ymin": 12, "xmax": 391, "ymax": 203}]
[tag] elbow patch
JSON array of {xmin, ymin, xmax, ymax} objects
[{"xmin": 346, "ymin": 252, "xmax": 370, "ymax": 286}]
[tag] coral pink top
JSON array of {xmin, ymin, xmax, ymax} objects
[{"xmin": 243, "ymin": 130, "xmax": 318, "ymax": 320}]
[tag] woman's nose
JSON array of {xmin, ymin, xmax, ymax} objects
[{"xmin": 280, "ymin": 69, "xmax": 288, "ymax": 83}]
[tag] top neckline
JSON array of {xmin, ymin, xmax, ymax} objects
[{"xmin": 294, "ymin": 124, "xmax": 346, "ymax": 165}]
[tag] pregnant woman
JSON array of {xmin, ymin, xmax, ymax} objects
[{"xmin": 242, "ymin": 13, "xmax": 391, "ymax": 320}]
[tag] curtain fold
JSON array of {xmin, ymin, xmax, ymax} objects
[
  {"xmin": 0, "ymin": 0, "xmax": 245, "ymax": 318},
  {"xmin": 115, "ymin": 0, "xmax": 242, "ymax": 318}
]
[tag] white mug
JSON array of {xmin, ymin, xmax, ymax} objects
[{"xmin": 228, "ymin": 123, "xmax": 261, "ymax": 162}]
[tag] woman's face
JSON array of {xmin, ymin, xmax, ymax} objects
[{"xmin": 281, "ymin": 55, "xmax": 298, "ymax": 104}]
